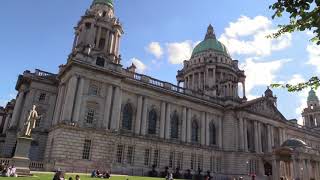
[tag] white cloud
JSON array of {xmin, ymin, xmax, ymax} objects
[
  {"xmin": 224, "ymin": 16, "xmax": 271, "ymax": 38},
  {"xmin": 146, "ymin": 42, "xmax": 163, "ymax": 59},
  {"xmin": 306, "ymin": 43, "xmax": 320, "ymax": 73},
  {"xmin": 166, "ymin": 40, "xmax": 195, "ymax": 64},
  {"xmin": 131, "ymin": 58, "xmax": 147, "ymax": 74},
  {"xmin": 288, "ymin": 74, "xmax": 305, "ymax": 85},
  {"xmin": 240, "ymin": 58, "xmax": 290, "ymax": 96},
  {"xmin": 219, "ymin": 16, "xmax": 292, "ymax": 56}
]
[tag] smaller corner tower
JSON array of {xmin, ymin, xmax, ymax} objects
[
  {"xmin": 70, "ymin": 0, "xmax": 123, "ymax": 66},
  {"xmin": 302, "ymin": 89, "xmax": 320, "ymax": 128}
]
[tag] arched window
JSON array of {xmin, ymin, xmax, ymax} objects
[
  {"xmin": 171, "ymin": 111, "xmax": 179, "ymax": 139},
  {"xmin": 148, "ymin": 109, "xmax": 157, "ymax": 135},
  {"xmin": 191, "ymin": 120, "xmax": 199, "ymax": 143},
  {"xmin": 209, "ymin": 122, "xmax": 216, "ymax": 145},
  {"xmin": 122, "ymin": 103, "xmax": 133, "ymax": 130}
]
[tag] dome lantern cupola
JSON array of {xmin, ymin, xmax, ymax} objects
[
  {"xmin": 191, "ymin": 24, "xmax": 229, "ymax": 57},
  {"xmin": 92, "ymin": 0, "xmax": 114, "ymax": 8},
  {"xmin": 307, "ymin": 89, "xmax": 319, "ymax": 108}
]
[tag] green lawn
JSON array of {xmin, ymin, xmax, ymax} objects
[{"xmin": 0, "ymin": 173, "xmax": 165, "ymax": 180}]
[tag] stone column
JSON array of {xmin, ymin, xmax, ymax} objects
[
  {"xmin": 72, "ymin": 77, "xmax": 85, "ymax": 123},
  {"xmin": 292, "ymin": 156, "xmax": 298, "ymax": 179},
  {"xmin": 205, "ymin": 114, "xmax": 210, "ymax": 146},
  {"xmin": 10, "ymin": 90, "xmax": 25, "ymax": 128},
  {"xmin": 2, "ymin": 114, "xmax": 11, "ymax": 134},
  {"xmin": 159, "ymin": 102, "xmax": 166, "ymax": 138},
  {"xmin": 270, "ymin": 125, "xmax": 274, "ymax": 148},
  {"xmin": 135, "ymin": 95, "xmax": 143, "ymax": 134},
  {"xmin": 239, "ymin": 117, "xmax": 244, "ymax": 151},
  {"xmin": 242, "ymin": 81, "xmax": 246, "ymax": 98},
  {"xmin": 243, "ymin": 119, "xmax": 248, "ymax": 152},
  {"xmin": 272, "ymin": 159, "xmax": 280, "ymax": 180},
  {"xmin": 218, "ymin": 116, "xmax": 223, "ymax": 148},
  {"xmin": 267, "ymin": 125, "xmax": 272, "ymax": 152},
  {"xmin": 61, "ymin": 75, "xmax": 79, "ymax": 122},
  {"xmin": 95, "ymin": 26, "xmax": 102, "ymax": 48},
  {"xmin": 257, "ymin": 122, "xmax": 262, "ymax": 153},
  {"xmin": 110, "ymin": 86, "xmax": 122, "ymax": 130},
  {"xmin": 254, "ymin": 121, "xmax": 259, "ymax": 153},
  {"xmin": 104, "ymin": 85, "xmax": 113, "ymax": 130},
  {"xmin": 181, "ymin": 107, "xmax": 187, "ymax": 142},
  {"xmin": 201, "ymin": 112, "xmax": 206, "ymax": 145},
  {"xmin": 104, "ymin": 30, "xmax": 110, "ymax": 52},
  {"xmin": 53, "ymin": 85, "xmax": 65, "ymax": 125},
  {"xmin": 108, "ymin": 32, "xmax": 114, "ymax": 54},
  {"xmin": 165, "ymin": 103, "xmax": 171, "ymax": 139},
  {"xmin": 140, "ymin": 97, "xmax": 148, "ymax": 135},
  {"xmin": 192, "ymin": 73, "xmax": 195, "ymax": 90},
  {"xmin": 187, "ymin": 108, "xmax": 192, "ymax": 143}
]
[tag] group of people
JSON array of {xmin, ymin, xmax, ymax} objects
[
  {"xmin": 0, "ymin": 163, "xmax": 17, "ymax": 177},
  {"xmin": 53, "ymin": 170, "xmax": 80, "ymax": 180},
  {"xmin": 91, "ymin": 169, "xmax": 111, "ymax": 179}
]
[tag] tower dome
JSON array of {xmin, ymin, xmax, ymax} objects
[
  {"xmin": 191, "ymin": 25, "xmax": 229, "ymax": 57},
  {"xmin": 92, "ymin": 0, "xmax": 114, "ymax": 8},
  {"xmin": 308, "ymin": 89, "xmax": 319, "ymax": 102}
]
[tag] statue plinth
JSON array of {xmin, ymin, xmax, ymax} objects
[{"xmin": 12, "ymin": 136, "xmax": 32, "ymax": 175}]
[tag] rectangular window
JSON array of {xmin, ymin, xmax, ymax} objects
[
  {"xmin": 210, "ymin": 156, "xmax": 216, "ymax": 173},
  {"xmin": 153, "ymin": 149, "xmax": 159, "ymax": 168},
  {"xmin": 248, "ymin": 160, "xmax": 257, "ymax": 174},
  {"xmin": 216, "ymin": 157, "xmax": 222, "ymax": 173},
  {"xmin": 169, "ymin": 151, "xmax": 175, "ymax": 168},
  {"xmin": 126, "ymin": 146, "xmax": 134, "ymax": 165},
  {"xmin": 190, "ymin": 153, "xmax": 196, "ymax": 170},
  {"xmin": 176, "ymin": 152, "xmax": 183, "ymax": 170},
  {"xmin": 197, "ymin": 155, "xmax": 203, "ymax": 170},
  {"xmin": 144, "ymin": 149, "xmax": 150, "ymax": 166},
  {"xmin": 82, "ymin": 139, "xmax": 91, "ymax": 160},
  {"xmin": 116, "ymin": 145, "xmax": 124, "ymax": 164},
  {"xmin": 85, "ymin": 22, "xmax": 91, "ymax": 29},
  {"xmin": 39, "ymin": 93, "xmax": 46, "ymax": 102},
  {"xmin": 96, "ymin": 57, "xmax": 105, "ymax": 67},
  {"xmin": 86, "ymin": 108, "xmax": 95, "ymax": 124}
]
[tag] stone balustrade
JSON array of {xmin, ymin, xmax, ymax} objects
[{"xmin": 0, "ymin": 158, "xmax": 44, "ymax": 171}]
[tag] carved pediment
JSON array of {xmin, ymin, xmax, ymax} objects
[{"xmin": 240, "ymin": 98, "xmax": 286, "ymax": 121}]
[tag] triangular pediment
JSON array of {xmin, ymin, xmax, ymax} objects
[{"xmin": 239, "ymin": 97, "xmax": 287, "ymax": 121}]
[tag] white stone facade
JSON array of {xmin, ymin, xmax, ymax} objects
[{"xmin": 1, "ymin": 1, "xmax": 320, "ymax": 180}]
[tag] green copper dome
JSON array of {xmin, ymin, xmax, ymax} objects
[
  {"xmin": 192, "ymin": 25, "xmax": 229, "ymax": 57},
  {"xmin": 92, "ymin": 0, "xmax": 113, "ymax": 7},
  {"xmin": 281, "ymin": 138, "xmax": 307, "ymax": 148},
  {"xmin": 308, "ymin": 89, "xmax": 319, "ymax": 102}
]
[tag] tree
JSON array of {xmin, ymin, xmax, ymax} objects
[{"xmin": 269, "ymin": 0, "xmax": 320, "ymax": 91}]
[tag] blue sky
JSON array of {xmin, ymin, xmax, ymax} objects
[{"xmin": 1, "ymin": 0, "xmax": 319, "ymax": 124}]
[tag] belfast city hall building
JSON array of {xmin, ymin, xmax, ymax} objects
[{"xmin": 1, "ymin": 0, "xmax": 320, "ymax": 179}]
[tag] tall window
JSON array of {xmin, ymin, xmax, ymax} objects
[
  {"xmin": 197, "ymin": 155, "xmax": 203, "ymax": 170},
  {"xmin": 126, "ymin": 146, "xmax": 134, "ymax": 165},
  {"xmin": 170, "ymin": 111, "xmax": 179, "ymax": 139},
  {"xmin": 85, "ymin": 108, "xmax": 95, "ymax": 124},
  {"xmin": 261, "ymin": 124, "xmax": 267, "ymax": 153},
  {"xmin": 144, "ymin": 149, "xmax": 150, "ymax": 166},
  {"xmin": 209, "ymin": 122, "xmax": 217, "ymax": 145},
  {"xmin": 153, "ymin": 149, "xmax": 160, "ymax": 168},
  {"xmin": 190, "ymin": 153, "xmax": 196, "ymax": 170},
  {"xmin": 148, "ymin": 109, "xmax": 157, "ymax": 135},
  {"xmin": 116, "ymin": 145, "xmax": 124, "ymax": 163},
  {"xmin": 82, "ymin": 139, "xmax": 91, "ymax": 160},
  {"xmin": 247, "ymin": 121, "xmax": 255, "ymax": 152},
  {"xmin": 169, "ymin": 151, "xmax": 175, "ymax": 168},
  {"xmin": 176, "ymin": 152, "xmax": 183, "ymax": 170},
  {"xmin": 122, "ymin": 103, "xmax": 133, "ymax": 130},
  {"xmin": 216, "ymin": 157, "xmax": 222, "ymax": 173},
  {"xmin": 210, "ymin": 156, "xmax": 216, "ymax": 172},
  {"xmin": 191, "ymin": 120, "xmax": 199, "ymax": 143}
]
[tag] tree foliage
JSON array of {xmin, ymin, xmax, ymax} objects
[
  {"xmin": 269, "ymin": 0, "xmax": 320, "ymax": 91},
  {"xmin": 269, "ymin": 0, "xmax": 320, "ymax": 44}
]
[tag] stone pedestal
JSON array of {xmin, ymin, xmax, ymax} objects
[{"xmin": 12, "ymin": 136, "xmax": 32, "ymax": 175}]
